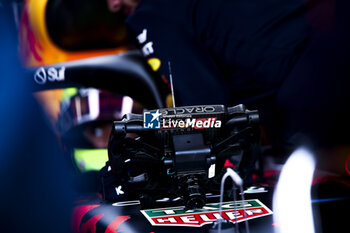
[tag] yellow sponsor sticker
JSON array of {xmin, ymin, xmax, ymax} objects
[{"xmin": 148, "ymin": 58, "xmax": 161, "ymax": 71}]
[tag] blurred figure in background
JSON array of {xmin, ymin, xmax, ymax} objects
[
  {"xmin": 107, "ymin": 0, "xmax": 350, "ymax": 174},
  {"xmin": 0, "ymin": 1, "xmax": 76, "ymax": 232}
]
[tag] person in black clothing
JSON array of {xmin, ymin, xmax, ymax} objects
[{"xmin": 107, "ymin": 0, "xmax": 350, "ymax": 157}]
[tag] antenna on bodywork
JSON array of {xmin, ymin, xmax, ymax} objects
[{"xmin": 168, "ymin": 61, "xmax": 176, "ymax": 108}]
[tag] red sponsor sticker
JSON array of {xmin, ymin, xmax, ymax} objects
[{"xmin": 141, "ymin": 199, "xmax": 272, "ymax": 227}]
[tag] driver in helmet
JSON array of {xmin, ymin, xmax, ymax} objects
[{"xmin": 57, "ymin": 88, "xmax": 142, "ymax": 191}]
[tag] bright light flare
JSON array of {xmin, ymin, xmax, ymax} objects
[
  {"xmin": 273, "ymin": 147, "xmax": 316, "ymax": 233},
  {"xmin": 121, "ymin": 96, "xmax": 134, "ymax": 117}
]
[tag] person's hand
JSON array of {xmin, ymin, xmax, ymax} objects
[
  {"xmin": 107, "ymin": 0, "xmax": 139, "ymax": 14},
  {"xmin": 107, "ymin": 0, "xmax": 123, "ymax": 12}
]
